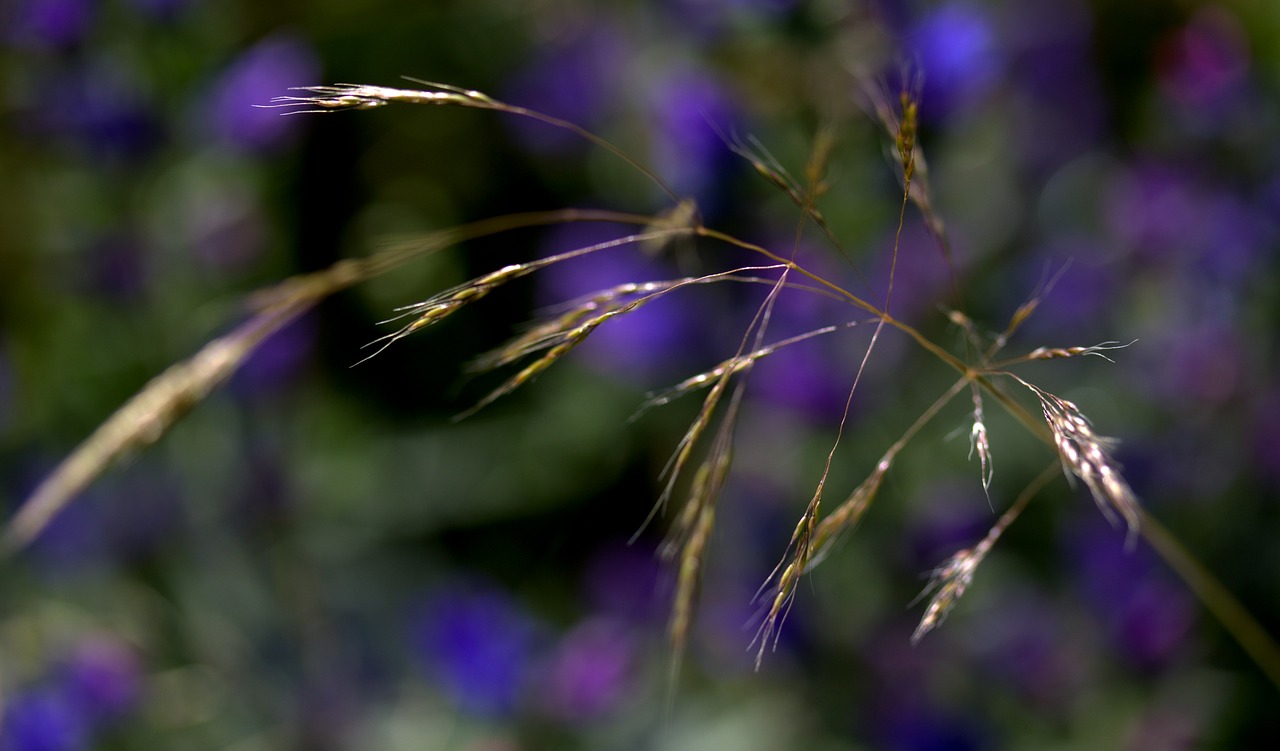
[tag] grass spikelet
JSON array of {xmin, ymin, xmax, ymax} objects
[
  {"xmin": 649, "ymin": 372, "xmax": 731, "ymax": 532},
  {"xmin": 911, "ymin": 546, "xmax": 981, "ymax": 644},
  {"xmin": 4, "ymin": 302, "xmax": 308, "ymax": 551},
  {"xmin": 751, "ymin": 377, "xmax": 971, "ymax": 662},
  {"xmin": 356, "ymin": 229, "xmax": 692, "ymax": 365},
  {"xmin": 637, "ymin": 322, "xmax": 857, "ymax": 414},
  {"xmin": 667, "ymin": 483, "xmax": 718, "ymax": 692},
  {"xmin": 474, "ymin": 269, "xmax": 796, "ymax": 375},
  {"xmin": 807, "ymin": 457, "xmax": 889, "ymax": 566},
  {"xmin": 969, "ymin": 386, "xmax": 993, "ymax": 499},
  {"xmin": 1018, "ymin": 340, "xmax": 1136, "ymax": 364},
  {"xmin": 256, "ymin": 81, "xmax": 491, "ymax": 114},
  {"xmin": 1012, "ymin": 376, "xmax": 1142, "ymax": 542},
  {"xmin": 461, "ymin": 265, "xmax": 786, "ymax": 418},
  {"xmin": 268, "ymin": 78, "xmax": 681, "ymax": 200},
  {"xmin": 664, "ymin": 410, "xmax": 736, "ymax": 692},
  {"xmin": 912, "ymin": 462, "xmax": 1059, "ymax": 642}
]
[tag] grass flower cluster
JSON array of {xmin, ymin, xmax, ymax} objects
[{"xmin": 10, "ymin": 75, "xmax": 1280, "ymax": 698}]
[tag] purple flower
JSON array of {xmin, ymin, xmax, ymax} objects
[
  {"xmin": 871, "ymin": 223, "xmax": 956, "ymax": 325},
  {"xmin": 750, "ymin": 340, "xmax": 852, "ymax": 423},
  {"xmin": 14, "ymin": 456, "xmax": 185, "ymax": 572},
  {"xmin": 5, "ymin": 0, "xmax": 94, "ymax": 49},
  {"xmin": 1063, "ymin": 515, "xmax": 1196, "ymax": 669},
  {"xmin": 875, "ymin": 699, "xmax": 989, "ymax": 751},
  {"xmin": 503, "ymin": 24, "xmax": 626, "ymax": 154},
  {"xmin": 1015, "ymin": 241, "xmax": 1119, "ymax": 342},
  {"xmin": 207, "ymin": 34, "xmax": 319, "ymax": 153},
  {"xmin": 1107, "ymin": 162, "xmax": 1272, "ymax": 291},
  {"xmin": 1152, "ymin": 323, "xmax": 1245, "ymax": 407},
  {"xmin": 972, "ymin": 595, "xmax": 1089, "ymax": 709},
  {"xmin": 1105, "ymin": 163, "xmax": 1201, "ymax": 266},
  {"xmin": 1194, "ymin": 192, "xmax": 1272, "ymax": 286},
  {"xmin": 1154, "ymin": 8, "xmax": 1250, "ymax": 109},
  {"xmin": 20, "ymin": 482, "xmax": 114, "ymax": 573},
  {"xmin": 647, "ymin": 69, "xmax": 740, "ymax": 207},
  {"xmin": 1003, "ymin": 1, "xmax": 1106, "ymax": 169},
  {"xmin": 21, "ymin": 68, "xmax": 163, "ymax": 161},
  {"xmin": 538, "ymin": 618, "xmax": 637, "ymax": 720},
  {"xmin": 909, "ymin": 2, "xmax": 1001, "ymax": 118},
  {"xmin": 58, "ymin": 637, "xmax": 142, "ymax": 725},
  {"xmin": 903, "ymin": 482, "xmax": 992, "ymax": 571},
  {"xmin": 410, "ymin": 582, "xmax": 540, "ymax": 717},
  {"xmin": 229, "ymin": 314, "xmax": 316, "ymax": 398},
  {"xmin": 0, "ymin": 689, "xmax": 89, "ymax": 751},
  {"xmin": 583, "ymin": 542, "xmax": 667, "ymax": 623}
]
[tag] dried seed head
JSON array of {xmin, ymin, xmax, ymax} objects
[
  {"xmin": 912, "ymin": 547, "xmax": 983, "ymax": 644},
  {"xmin": 969, "ymin": 388, "xmax": 994, "ymax": 497},
  {"xmin": 1018, "ymin": 380, "xmax": 1142, "ymax": 541},
  {"xmin": 257, "ymin": 81, "xmax": 495, "ymax": 115},
  {"xmin": 1024, "ymin": 340, "xmax": 1136, "ymax": 363}
]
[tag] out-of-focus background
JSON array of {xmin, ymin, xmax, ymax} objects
[{"xmin": 2, "ymin": 0, "xmax": 1278, "ymax": 748}]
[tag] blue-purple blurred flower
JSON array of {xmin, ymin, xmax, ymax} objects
[
  {"xmin": 0, "ymin": 689, "xmax": 89, "ymax": 751},
  {"xmin": 903, "ymin": 482, "xmax": 992, "ymax": 571},
  {"xmin": 1152, "ymin": 322, "xmax": 1245, "ymax": 408},
  {"xmin": 871, "ymin": 224, "xmax": 956, "ymax": 325},
  {"xmin": 1016, "ymin": 242, "xmax": 1119, "ymax": 342},
  {"xmin": 583, "ymin": 542, "xmax": 667, "ymax": 623},
  {"xmin": 230, "ymin": 314, "xmax": 316, "ymax": 398},
  {"xmin": 21, "ymin": 67, "xmax": 163, "ymax": 161},
  {"xmin": 1108, "ymin": 164, "xmax": 1270, "ymax": 296},
  {"xmin": 15, "ymin": 458, "xmax": 185, "ymax": 572},
  {"xmin": 875, "ymin": 699, "xmax": 989, "ymax": 751},
  {"xmin": 1004, "ymin": 1, "xmax": 1106, "ymax": 169},
  {"xmin": 1064, "ymin": 516, "xmax": 1196, "ymax": 670},
  {"xmin": 207, "ymin": 34, "xmax": 318, "ymax": 153},
  {"xmin": 1106, "ymin": 163, "xmax": 1204, "ymax": 268},
  {"xmin": 503, "ymin": 24, "xmax": 626, "ymax": 154},
  {"xmin": 646, "ymin": 69, "xmax": 740, "ymax": 208},
  {"xmin": 909, "ymin": 2, "xmax": 1001, "ymax": 118},
  {"xmin": 410, "ymin": 581, "xmax": 541, "ymax": 717},
  {"xmin": 1154, "ymin": 8, "xmax": 1250, "ymax": 110},
  {"xmin": 5, "ymin": 0, "xmax": 94, "ymax": 49},
  {"xmin": 741, "ymin": 242, "xmax": 865, "ymax": 422},
  {"xmin": 538, "ymin": 617, "xmax": 637, "ymax": 721},
  {"xmin": 750, "ymin": 340, "xmax": 853, "ymax": 423},
  {"xmin": 972, "ymin": 595, "xmax": 1089, "ymax": 709},
  {"xmin": 58, "ymin": 637, "xmax": 143, "ymax": 726}
]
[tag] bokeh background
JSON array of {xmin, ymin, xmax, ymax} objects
[{"xmin": 3, "ymin": 0, "xmax": 1279, "ymax": 749}]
